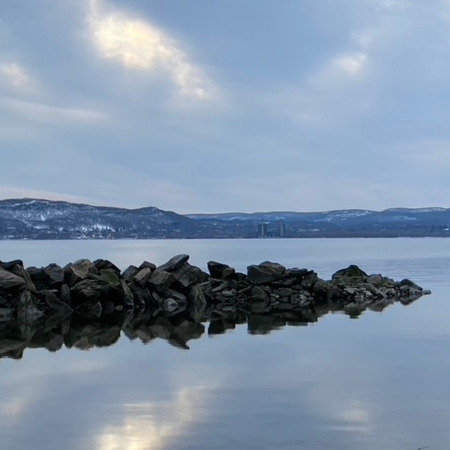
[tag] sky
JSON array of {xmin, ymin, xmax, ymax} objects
[{"xmin": 1, "ymin": 0, "xmax": 450, "ymax": 213}]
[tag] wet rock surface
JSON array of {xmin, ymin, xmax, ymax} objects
[{"xmin": 0, "ymin": 256, "xmax": 431, "ymax": 359}]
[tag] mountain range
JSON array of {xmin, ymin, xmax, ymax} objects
[{"xmin": 0, "ymin": 198, "xmax": 450, "ymax": 239}]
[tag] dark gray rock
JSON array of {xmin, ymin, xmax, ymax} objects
[
  {"xmin": 123, "ymin": 265, "xmax": 139, "ymax": 281},
  {"xmin": 157, "ymin": 254, "xmax": 189, "ymax": 273},
  {"xmin": 207, "ymin": 261, "xmax": 235, "ymax": 279},
  {"xmin": 70, "ymin": 278, "xmax": 123, "ymax": 308},
  {"xmin": 148, "ymin": 270, "xmax": 175, "ymax": 292},
  {"xmin": 100, "ymin": 269, "xmax": 121, "ymax": 288},
  {"xmin": 60, "ymin": 284, "xmax": 71, "ymax": 305},
  {"xmin": 332, "ymin": 265, "xmax": 368, "ymax": 280},
  {"xmin": 121, "ymin": 280, "xmax": 135, "ymax": 309},
  {"xmin": 19, "ymin": 266, "xmax": 37, "ymax": 292},
  {"xmin": 26, "ymin": 267, "xmax": 48, "ymax": 291},
  {"xmin": 0, "ymin": 267, "xmax": 26, "ymax": 290},
  {"xmin": 0, "ymin": 260, "xmax": 24, "ymax": 273},
  {"xmin": 43, "ymin": 264, "xmax": 64, "ymax": 287},
  {"xmin": 247, "ymin": 262, "xmax": 286, "ymax": 285},
  {"xmin": 64, "ymin": 259, "xmax": 98, "ymax": 287},
  {"xmin": 171, "ymin": 263, "xmax": 208, "ymax": 289},
  {"xmin": 134, "ymin": 267, "xmax": 152, "ymax": 286},
  {"xmin": 94, "ymin": 259, "xmax": 121, "ymax": 275},
  {"xmin": 139, "ymin": 261, "xmax": 156, "ymax": 272},
  {"xmin": 285, "ymin": 268, "xmax": 309, "ymax": 278}
]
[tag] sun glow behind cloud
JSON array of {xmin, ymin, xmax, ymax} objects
[{"xmin": 87, "ymin": 0, "xmax": 214, "ymax": 101}]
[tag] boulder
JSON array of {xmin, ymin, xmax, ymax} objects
[
  {"xmin": 247, "ymin": 262, "xmax": 286, "ymax": 285},
  {"xmin": 0, "ymin": 267, "xmax": 26, "ymax": 290},
  {"xmin": 26, "ymin": 267, "xmax": 48, "ymax": 291},
  {"xmin": 148, "ymin": 270, "xmax": 175, "ymax": 292},
  {"xmin": 122, "ymin": 265, "xmax": 139, "ymax": 281},
  {"xmin": 134, "ymin": 267, "xmax": 152, "ymax": 286},
  {"xmin": 94, "ymin": 259, "xmax": 121, "ymax": 275},
  {"xmin": 70, "ymin": 278, "xmax": 123, "ymax": 308},
  {"xmin": 171, "ymin": 263, "xmax": 208, "ymax": 289},
  {"xmin": 157, "ymin": 254, "xmax": 189, "ymax": 273},
  {"xmin": 332, "ymin": 265, "xmax": 368, "ymax": 280},
  {"xmin": 207, "ymin": 261, "xmax": 235, "ymax": 279},
  {"xmin": 43, "ymin": 264, "xmax": 64, "ymax": 287},
  {"xmin": 139, "ymin": 261, "xmax": 156, "ymax": 272},
  {"xmin": 64, "ymin": 259, "xmax": 98, "ymax": 287},
  {"xmin": 0, "ymin": 260, "xmax": 24, "ymax": 274},
  {"xmin": 100, "ymin": 269, "xmax": 121, "ymax": 288}
]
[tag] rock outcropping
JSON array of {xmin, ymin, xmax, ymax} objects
[{"xmin": 0, "ymin": 255, "xmax": 431, "ymax": 358}]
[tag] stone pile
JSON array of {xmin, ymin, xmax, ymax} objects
[{"xmin": 0, "ymin": 254, "xmax": 431, "ymax": 358}]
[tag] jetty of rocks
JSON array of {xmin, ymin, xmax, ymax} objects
[{"xmin": 0, "ymin": 255, "xmax": 430, "ymax": 358}]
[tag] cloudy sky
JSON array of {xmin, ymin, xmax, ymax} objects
[{"xmin": 1, "ymin": 0, "xmax": 450, "ymax": 213}]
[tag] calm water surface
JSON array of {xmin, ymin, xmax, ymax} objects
[{"xmin": 1, "ymin": 238, "xmax": 450, "ymax": 450}]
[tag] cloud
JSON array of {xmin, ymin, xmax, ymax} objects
[
  {"xmin": 0, "ymin": 62, "xmax": 37, "ymax": 92},
  {"xmin": 87, "ymin": 0, "xmax": 215, "ymax": 101},
  {"xmin": 335, "ymin": 53, "xmax": 368, "ymax": 75}
]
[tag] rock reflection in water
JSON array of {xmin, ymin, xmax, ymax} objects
[{"xmin": 0, "ymin": 293, "xmax": 419, "ymax": 359}]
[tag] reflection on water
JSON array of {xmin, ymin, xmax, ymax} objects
[
  {"xmin": 0, "ymin": 293, "xmax": 419, "ymax": 359},
  {"xmin": 1, "ymin": 239, "xmax": 450, "ymax": 450}
]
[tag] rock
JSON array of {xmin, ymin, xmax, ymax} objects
[
  {"xmin": 122, "ymin": 265, "xmax": 139, "ymax": 281},
  {"xmin": 128, "ymin": 282, "xmax": 151, "ymax": 309},
  {"xmin": 43, "ymin": 264, "xmax": 64, "ymax": 287},
  {"xmin": 313, "ymin": 279, "xmax": 332, "ymax": 300},
  {"xmin": 19, "ymin": 266, "xmax": 37, "ymax": 292},
  {"xmin": 139, "ymin": 261, "xmax": 156, "ymax": 272},
  {"xmin": 397, "ymin": 279, "xmax": 422, "ymax": 290},
  {"xmin": 70, "ymin": 278, "xmax": 124, "ymax": 308},
  {"xmin": 26, "ymin": 267, "xmax": 48, "ymax": 291},
  {"xmin": 207, "ymin": 261, "xmax": 235, "ymax": 279},
  {"xmin": 247, "ymin": 262, "xmax": 286, "ymax": 285},
  {"xmin": 60, "ymin": 284, "xmax": 71, "ymax": 305},
  {"xmin": 251, "ymin": 286, "xmax": 270, "ymax": 303},
  {"xmin": 157, "ymin": 254, "xmax": 190, "ymax": 273},
  {"xmin": 171, "ymin": 263, "xmax": 208, "ymax": 289},
  {"xmin": 332, "ymin": 265, "xmax": 368, "ymax": 280},
  {"xmin": 0, "ymin": 260, "xmax": 24, "ymax": 274},
  {"xmin": 285, "ymin": 268, "xmax": 309, "ymax": 277},
  {"xmin": 64, "ymin": 259, "xmax": 98, "ymax": 287},
  {"xmin": 300, "ymin": 271, "xmax": 319, "ymax": 290},
  {"xmin": 148, "ymin": 270, "xmax": 175, "ymax": 292},
  {"xmin": 134, "ymin": 267, "xmax": 152, "ymax": 286},
  {"xmin": 100, "ymin": 269, "xmax": 121, "ymax": 288},
  {"xmin": 94, "ymin": 259, "xmax": 121, "ymax": 275},
  {"xmin": 0, "ymin": 267, "xmax": 26, "ymax": 290},
  {"xmin": 121, "ymin": 280, "xmax": 135, "ymax": 309}
]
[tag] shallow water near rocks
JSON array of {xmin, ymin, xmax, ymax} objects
[{"xmin": 1, "ymin": 238, "xmax": 450, "ymax": 450}]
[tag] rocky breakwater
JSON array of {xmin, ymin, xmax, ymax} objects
[{"xmin": 0, "ymin": 255, "xmax": 431, "ymax": 358}]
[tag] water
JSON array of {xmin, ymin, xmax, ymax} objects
[{"xmin": 1, "ymin": 238, "xmax": 450, "ymax": 450}]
